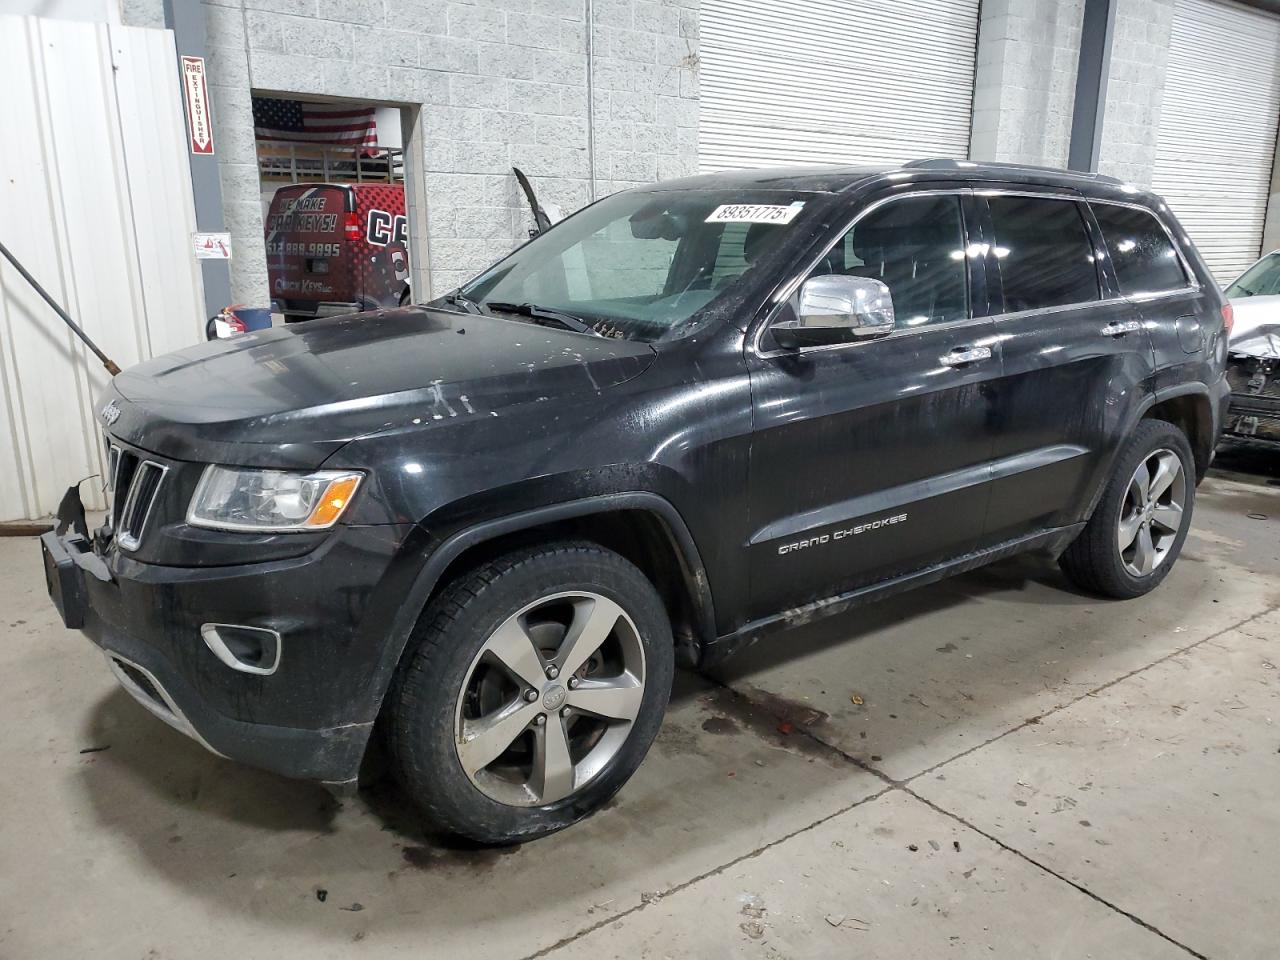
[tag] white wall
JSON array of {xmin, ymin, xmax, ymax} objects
[
  {"xmin": 0, "ymin": 15, "xmax": 205, "ymax": 520},
  {"xmin": 0, "ymin": 0, "xmax": 116, "ymax": 21}
]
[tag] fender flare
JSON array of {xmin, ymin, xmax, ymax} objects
[
  {"xmin": 1133, "ymin": 381, "xmax": 1218, "ymax": 475},
  {"xmin": 1077, "ymin": 381, "xmax": 1216, "ymax": 524},
  {"xmin": 365, "ymin": 491, "xmax": 716, "ymax": 714},
  {"xmin": 1135, "ymin": 381, "xmax": 1212, "ymax": 417}
]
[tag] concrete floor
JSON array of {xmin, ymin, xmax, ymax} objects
[{"xmin": 2, "ymin": 445, "xmax": 1277, "ymax": 959}]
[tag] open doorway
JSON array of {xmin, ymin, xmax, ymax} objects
[{"xmin": 253, "ymin": 95, "xmax": 413, "ymax": 325}]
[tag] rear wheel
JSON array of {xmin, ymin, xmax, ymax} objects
[
  {"xmin": 1059, "ymin": 419, "xmax": 1194, "ymax": 598},
  {"xmin": 385, "ymin": 542, "xmax": 674, "ymax": 843}
]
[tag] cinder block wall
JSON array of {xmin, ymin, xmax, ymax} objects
[
  {"xmin": 968, "ymin": 0, "xmax": 1085, "ymax": 167},
  {"xmin": 968, "ymin": 0, "xmax": 1177, "ymax": 186},
  {"xmin": 1094, "ymin": 0, "xmax": 1175, "ymax": 184},
  {"xmin": 197, "ymin": 0, "xmax": 700, "ymax": 305}
]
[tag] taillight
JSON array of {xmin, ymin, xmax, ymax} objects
[
  {"xmin": 1221, "ymin": 302, "xmax": 1233, "ymax": 336},
  {"xmin": 343, "ymin": 211, "xmax": 361, "ymax": 242}
]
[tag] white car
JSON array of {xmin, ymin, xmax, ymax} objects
[{"xmin": 1223, "ymin": 251, "xmax": 1280, "ymax": 442}]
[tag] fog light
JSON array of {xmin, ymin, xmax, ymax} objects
[{"xmin": 200, "ymin": 623, "xmax": 281, "ymax": 675}]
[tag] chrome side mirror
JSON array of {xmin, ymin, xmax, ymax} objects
[{"xmin": 772, "ymin": 275, "xmax": 895, "ymax": 349}]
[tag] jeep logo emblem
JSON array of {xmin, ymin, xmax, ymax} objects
[
  {"xmin": 100, "ymin": 399, "xmax": 121, "ymax": 426},
  {"xmin": 541, "ymin": 684, "xmax": 567, "ymax": 711}
]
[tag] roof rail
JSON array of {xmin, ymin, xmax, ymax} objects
[{"xmin": 901, "ymin": 158, "xmax": 1124, "ymax": 185}]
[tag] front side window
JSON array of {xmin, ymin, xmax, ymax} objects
[
  {"xmin": 459, "ymin": 189, "xmax": 816, "ymax": 342},
  {"xmin": 813, "ymin": 194, "xmax": 969, "ymax": 329},
  {"xmin": 1092, "ymin": 203, "xmax": 1190, "ymax": 296},
  {"xmin": 1226, "ymin": 252, "xmax": 1280, "ymax": 298},
  {"xmin": 987, "ymin": 196, "xmax": 1100, "ymax": 312}
]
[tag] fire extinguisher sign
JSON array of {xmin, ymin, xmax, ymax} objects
[{"xmin": 181, "ymin": 56, "xmax": 214, "ymax": 155}]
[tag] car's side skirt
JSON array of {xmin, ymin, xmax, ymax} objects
[{"xmin": 699, "ymin": 522, "xmax": 1086, "ymax": 668}]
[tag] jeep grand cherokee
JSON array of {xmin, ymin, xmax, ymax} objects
[{"xmin": 41, "ymin": 160, "xmax": 1231, "ymax": 843}]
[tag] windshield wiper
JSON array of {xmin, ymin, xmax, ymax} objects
[
  {"xmin": 442, "ymin": 291, "xmax": 484, "ymax": 314},
  {"xmin": 484, "ymin": 301, "xmax": 602, "ymax": 336}
]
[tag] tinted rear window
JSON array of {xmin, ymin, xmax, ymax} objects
[
  {"xmin": 987, "ymin": 196, "xmax": 1100, "ymax": 312},
  {"xmin": 1091, "ymin": 203, "xmax": 1189, "ymax": 295}
]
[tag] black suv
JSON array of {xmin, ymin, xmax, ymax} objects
[{"xmin": 42, "ymin": 160, "xmax": 1231, "ymax": 843}]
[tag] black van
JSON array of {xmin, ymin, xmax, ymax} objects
[{"xmin": 42, "ymin": 160, "xmax": 1230, "ymax": 843}]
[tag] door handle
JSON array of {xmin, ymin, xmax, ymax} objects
[
  {"xmin": 941, "ymin": 345, "xmax": 993, "ymax": 367},
  {"xmin": 1101, "ymin": 320, "xmax": 1142, "ymax": 337}
]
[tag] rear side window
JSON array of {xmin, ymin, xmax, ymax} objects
[
  {"xmin": 1091, "ymin": 203, "xmax": 1190, "ymax": 295},
  {"xmin": 987, "ymin": 196, "xmax": 1100, "ymax": 312}
]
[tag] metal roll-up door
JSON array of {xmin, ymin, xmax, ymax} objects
[
  {"xmin": 698, "ymin": 0, "xmax": 981, "ymax": 172},
  {"xmin": 1151, "ymin": 0, "xmax": 1280, "ymax": 283}
]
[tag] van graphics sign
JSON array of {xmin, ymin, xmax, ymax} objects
[
  {"xmin": 264, "ymin": 183, "xmax": 409, "ymax": 313},
  {"xmin": 266, "ymin": 195, "xmax": 338, "ymax": 234},
  {"xmin": 181, "ymin": 56, "xmax": 214, "ymax": 155},
  {"xmin": 365, "ymin": 209, "xmax": 407, "ymax": 246}
]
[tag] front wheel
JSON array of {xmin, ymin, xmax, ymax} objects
[
  {"xmin": 385, "ymin": 542, "xmax": 674, "ymax": 844},
  {"xmin": 1059, "ymin": 419, "xmax": 1195, "ymax": 598}
]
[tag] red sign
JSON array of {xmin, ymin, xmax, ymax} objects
[{"xmin": 181, "ymin": 56, "xmax": 214, "ymax": 155}]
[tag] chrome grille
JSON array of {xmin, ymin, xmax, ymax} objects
[
  {"xmin": 104, "ymin": 438, "xmax": 121, "ymax": 498},
  {"xmin": 105, "ymin": 441, "xmax": 166, "ymax": 551}
]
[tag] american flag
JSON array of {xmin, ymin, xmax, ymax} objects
[{"xmin": 252, "ymin": 97, "xmax": 378, "ymax": 148}]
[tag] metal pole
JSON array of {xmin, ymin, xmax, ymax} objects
[
  {"xmin": 585, "ymin": 0, "xmax": 597, "ymax": 202},
  {"xmin": 0, "ymin": 240, "xmax": 121, "ymax": 376},
  {"xmin": 1068, "ymin": 0, "xmax": 1117, "ymax": 173},
  {"xmin": 164, "ymin": 0, "xmax": 233, "ymax": 316}
]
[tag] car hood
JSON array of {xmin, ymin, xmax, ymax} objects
[
  {"xmin": 1228, "ymin": 295, "xmax": 1280, "ymax": 360},
  {"xmin": 106, "ymin": 307, "xmax": 656, "ymax": 467}
]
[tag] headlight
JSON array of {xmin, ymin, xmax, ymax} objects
[{"xmin": 187, "ymin": 466, "xmax": 363, "ymax": 532}]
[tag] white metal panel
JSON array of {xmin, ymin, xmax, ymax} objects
[
  {"xmin": 0, "ymin": 16, "xmax": 204, "ymax": 521},
  {"xmin": 1152, "ymin": 0, "xmax": 1280, "ymax": 283},
  {"xmin": 110, "ymin": 24, "xmax": 208, "ymax": 359},
  {"xmin": 698, "ymin": 0, "xmax": 981, "ymax": 172}
]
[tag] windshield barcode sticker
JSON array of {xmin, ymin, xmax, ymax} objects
[{"xmin": 705, "ymin": 202, "xmax": 805, "ymax": 225}]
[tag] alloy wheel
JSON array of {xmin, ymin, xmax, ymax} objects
[
  {"xmin": 453, "ymin": 591, "xmax": 646, "ymax": 807},
  {"xmin": 1117, "ymin": 448, "xmax": 1186, "ymax": 578}
]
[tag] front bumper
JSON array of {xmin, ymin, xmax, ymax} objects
[
  {"xmin": 40, "ymin": 516, "xmax": 408, "ymax": 785},
  {"xmin": 1223, "ymin": 356, "xmax": 1280, "ymax": 442}
]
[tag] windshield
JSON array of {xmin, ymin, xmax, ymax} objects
[
  {"xmin": 1226, "ymin": 252, "xmax": 1280, "ymax": 298},
  {"xmin": 456, "ymin": 188, "xmax": 819, "ymax": 342}
]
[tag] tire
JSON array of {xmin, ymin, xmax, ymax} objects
[
  {"xmin": 399, "ymin": 286, "xmax": 411, "ymax": 307},
  {"xmin": 282, "ymin": 313, "xmax": 309, "ymax": 324},
  {"xmin": 385, "ymin": 541, "xmax": 674, "ymax": 844},
  {"xmin": 1059, "ymin": 419, "xmax": 1195, "ymax": 599}
]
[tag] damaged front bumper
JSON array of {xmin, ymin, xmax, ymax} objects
[
  {"xmin": 38, "ymin": 494, "xmax": 403, "ymax": 791},
  {"xmin": 1223, "ymin": 354, "xmax": 1280, "ymax": 443}
]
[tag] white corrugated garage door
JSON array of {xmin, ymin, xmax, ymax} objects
[
  {"xmin": 698, "ymin": 0, "xmax": 981, "ymax": 172},
  {"xmin": 0, "ymin": 16, "xmax": 205, "ymax": 520},
  {"xmin": 1151, "ymin": 0, "xmax": 1280, "ymax": 283}
]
